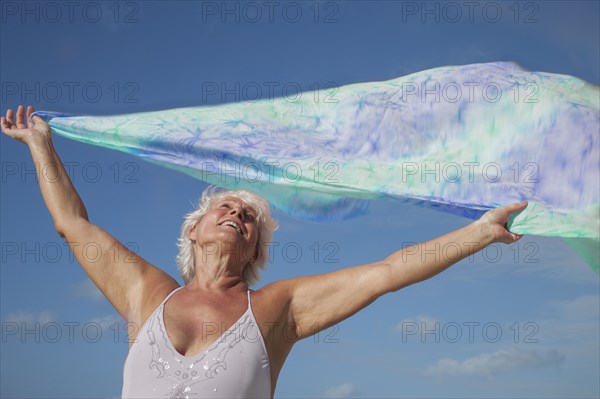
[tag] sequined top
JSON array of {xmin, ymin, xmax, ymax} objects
[{"xmin": 121, "ymin": 287, "xmax": 272, "ymax": 398}]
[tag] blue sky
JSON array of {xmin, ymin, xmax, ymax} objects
[{"xmin": 1, "ymin": 1, "xmax": 599, "ymax": 398}]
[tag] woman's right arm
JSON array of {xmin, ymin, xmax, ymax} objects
[
  {"xmin": 1, "ymin": 105, "xmax": 179, "ymax": 331},
  {"xmin": 4, "ymin": 106, "xmax": 88, "ymax": 234}
]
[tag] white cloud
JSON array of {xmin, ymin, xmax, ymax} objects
[
  {"xmin": 322, "ymin": 383, "xmax": 357, "ymax": 398},
  {"xmin": 2, "ymin": 311, "xmax": 57, "ymax": 326},
  {"xmin": 71, "ymin": 279, "xmax": 105, "ymax": 301},
  {"xmin": 553, "ymin": 295, "xmax": 600, "ymax": 321},
  {"xmin": 426, "ymin": 347, "xmax": 565, "ymax": 377},
  {"xmin": 533, "ymin": 295, "xmax": 600, "ymax": 346}
]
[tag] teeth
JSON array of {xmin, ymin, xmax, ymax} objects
[{"xmin": 223, "ymin": 221, "xmax": 242, "ymax": 234}]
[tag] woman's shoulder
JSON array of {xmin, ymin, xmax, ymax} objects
[
  {"xmin": 250, "ymin": 280, "xmax": 295, "ymax": 317},
  {"xmin": 146, "ymin": 280, "xmax": 182, "ymax": 310},
  {"xmin": 134, "ymin": 278, "xmax": 181, "ymax": 325},
  {"xmin": 126, "ymin": 278, "xmax": 180, "ymax": 348},
  {"xmin": 253, "ymin": 280, "xmax": 292, "ymax": 299}
]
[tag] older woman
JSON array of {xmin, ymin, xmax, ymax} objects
[{"xmin": 1, "ymin": 105, "xmax": 528, "ymax": 398}]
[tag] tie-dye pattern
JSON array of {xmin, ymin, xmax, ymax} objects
[{"xmin": 32, "ymin": 62, "xmax": 599, "ymax": 272}]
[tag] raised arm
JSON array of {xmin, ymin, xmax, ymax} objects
[
  {"xmin": 1, "ymin": 105, "xmax": 178, "ymax": 327},
  {"xmin": 283, "ymin": 201, "xmax": 528, "ymax": 340},
  {"xmin": 2, "ymin": 106, "xmax": 88, "ymax": 233}
]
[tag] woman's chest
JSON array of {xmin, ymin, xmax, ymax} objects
[{"xmin": 163, "ymin": 297, "xmax": 249, "ymax": 357}]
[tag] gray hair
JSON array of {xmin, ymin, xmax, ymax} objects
[{"xmin": 176, "ymin": 186, "xmax": 279, "ymax": 287}]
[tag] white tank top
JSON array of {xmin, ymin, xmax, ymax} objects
[{"xmin": 121, "ymin": 287, "xmax": 272, "ymax": 398}]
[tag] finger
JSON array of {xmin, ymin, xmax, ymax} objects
[
  {"xmin": 0, "ymin": 116, "xmax": 8, "ymax": 132},
  {"xmin": 16, "ymin": 105, "xmax": 26, "ymax": 129},
  {"xmin": 504, "ymin": 201, "xmax": 528, "ymax": 217},
  {"xmin": 26, "ymin": 106, "xmax": 34, "ymax": 128},
  {"xmin": 512, "ymin": 200, "xmax": 528, "ymax": 209},
  {"xmin": 26, "ymin": 107, "xmax": 32, "ymax": 128},
  {"xmin": 26, "ymin": 108, "xmax": 43, "ymax": 127},
  {"xmin": 31, "ymin": 114, "xmax": 44, "ymax": 125},
  {"xmin": 6, "ymin": 109, "xmax": 14, "ymax": 126},
  {"xmin": 1, "ymin": 116, "xmax": 16, "ymax": 136},
  {"xmin": 511, "ymin": 233, "xmax": 524, "ymax": 243}
]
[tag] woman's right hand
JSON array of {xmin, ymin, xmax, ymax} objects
[{"xmin": 1, "ymin": 105, "xmax": 52, "ymax": 145}]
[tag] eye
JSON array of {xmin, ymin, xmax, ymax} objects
[
  {"xmin": 221, "ymin": 203, "xmax": 231, "ymax": 209},
  {"xmin": 246, "ymin": 213, "xmax": 256, "ymax": 221}
]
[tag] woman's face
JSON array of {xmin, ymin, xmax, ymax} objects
[{"xmin": 189, "ymin": 196, "xmax": 259, "ymax": 263}]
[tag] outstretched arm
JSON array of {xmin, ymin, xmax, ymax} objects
[
  {"xmin": 385, "ymin": 202, "xmax": 526, "ymax": 290},
  {"xmin": 1, "ymin": 106, "xmax": 179, "ymax": 329},
  {"xmin": 279, "ymin": 201, "xmax": 528, "ymax": 340}
]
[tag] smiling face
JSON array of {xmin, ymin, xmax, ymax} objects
[
  {"xmin": 176, "ymin": 187, "xmax": 279, "ymax": 286},
  {"xmin": 188, "ymin": 196, "xmax": 259, "ymax": 264}
]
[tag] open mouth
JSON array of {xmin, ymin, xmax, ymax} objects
[{"xmin": 221, "ymin": 220, "xmax": 243, "ymax": 235}]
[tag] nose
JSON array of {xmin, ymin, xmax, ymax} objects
[{"xmin": 228, "ymin": 204, "xmax": 243, "ymax": 217}]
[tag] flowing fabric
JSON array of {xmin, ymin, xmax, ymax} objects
[{"xmin": 32, "ymin": 62, "xmax": 599, "ymax": 272}]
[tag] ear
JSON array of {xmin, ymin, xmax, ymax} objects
[{"xmin": 189, "ymin": 224, "xmax": 197, "ymax": 241}]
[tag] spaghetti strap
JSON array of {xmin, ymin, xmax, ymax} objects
[
  {"xmin": 160, "ymin": 286, "xmax": 184, "ymax": 308},
  {"xmin": 247, "ymin": 289, "xmax": 253, "ymax": 312}
]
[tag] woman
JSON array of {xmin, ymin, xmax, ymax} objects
[{"xmin": 1, "ymin": 105, "xmax": 528, "ymax": 398}]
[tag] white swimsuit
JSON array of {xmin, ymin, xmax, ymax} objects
[{"xmin": 121, "ymin": 287, "xmax": 271, "ymax": 398}]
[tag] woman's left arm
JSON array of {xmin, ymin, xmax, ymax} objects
[{"xmin": 281, "ymin": 201, "xmax": 528, "ymax": 341}]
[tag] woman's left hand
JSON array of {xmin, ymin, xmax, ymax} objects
[{"xmin": 478, "ymin": 201, "xmax": 528, "ymax": 244}]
